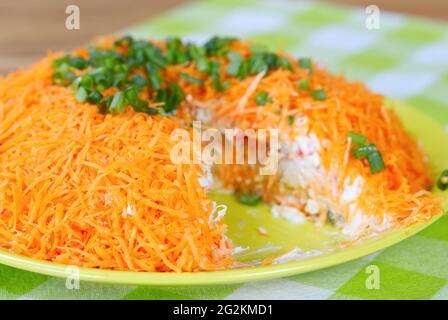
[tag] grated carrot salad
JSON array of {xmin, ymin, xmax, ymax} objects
[{"xmin": 0, "ymin": 36, "xmax": 442, "ymax": 271}]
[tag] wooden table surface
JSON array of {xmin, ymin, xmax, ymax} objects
[{"xmin": 0, "ymin": 0, "xmax": 447, "ymax": 74}]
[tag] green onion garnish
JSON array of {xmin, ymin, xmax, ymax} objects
[
  {"xmin": 437, "ymin": 170, "xmax": 448, "ymax": 191},
  {"xmin": 52, "ymin": 55, "xmax": 71, "ymax": 69},
  {"xmin": 125, "ymin": 87, "xmax": 139, "ymax": 105},
  {"xmin": 187, "ymin": 44, "xmax": 210, "ymax": 73},
  {"xmin": 145, "ymin": 63, "xmax": 162, "ymax": 91},
  {"xmin": 179, "ymin": 72, "xmax": 204, "ymax": 86},
  {"xmin": 87, "ymin": 91, "xmax": 103, "ymax": 104},
  {"xmin": 348, "ymin": 131, "xmax": 368, "ymax": 145},
  {"xmin": 248, "ymin": 54, "xmax": 268, "ymax": 74},
  {"xmin": 155, "ymin": 83, "xmax": 183, "ymax": 113},
  {"xmin": 204, "ymin": 36, "xmax": 236, "ymax": 57},
  {"xmin": 108, "ymin": 92, "xmax": 126, "ymax": 114},
  {"xmin": 142, "ymin": 44, "xmax": 167, "ymax": 69},
  {"xmin": 297, "ymin": 79, "xmax": 309, "ymax": 90},
  {"xmin": 237, "ymin": 192, "xmax": 262, "ymax": 206},
  {"xmin": 52, "ymin": 36, "xmax": 321, "ymax": 117},
  {"xmin": 299, "ymin": 57, "xmax": 312, "ymax": 71},
  {"xmin": 75, "ymin": 87, "xmax": 88, "ymax": 103},
  {"xmin": 130, "ymin": 75, "xmax": 147, "ymax": 88},
  {"xmin": 208, "ymin": 61, "xmax": 228, "ymax": 92},
  {"xmin": 226, "ymin": 52, "xmax": 242, "ymax": 76},
  {"xmin": 348, "ymin": 132, "xmax": 385, "ymax": 174},
  {"xmin": 98, "ymin": 96, "xmax": 113, "ymax": 115},
  {"xmin": 254, "ymin": 91, "xmax": 270, "ymax": 106},
  {"xmin": 276, "ymin": 56, "xmax": 292, "ymax": 70},
  {"xmin": 350, "ymin": 144, "xmax": 378, "ymax": 159},
  {"xmin": 113, "ymin": 35, "xmax": 134, "ymax": 47},
  {"xmin": 166, "ymin": 37, "xmax": 188, "ymax": 65},
  {"xmin": 367, "ymin": 151, "xmax": 385, "ymax": 174},
  {"xmin": 69, "ymin": 57, "xmax": 88, "ymax": 70},
  {"xmin": 288, "ymin": 115, "xmax": 295, "ymax": 126},
  {"xmin": 311, "ymin": 89, "xmax": 327, "ymax": 101}
]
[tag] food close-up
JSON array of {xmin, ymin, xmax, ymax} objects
[{"xmin": 0, "ymin": 0, "xmax": 447, "ymax": 304}]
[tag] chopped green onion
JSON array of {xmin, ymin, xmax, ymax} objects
[
  {"xmin": 188, "ymin": 44, "xmax": 210, "ymax": 73},
  {"xmin": 350, "ymin": 144, "xmax": 378, "ymax": 159},
  {"xmin": 264, "ymin": 53, "xmax": 278, "ymax": 69},
  {"xmin": 367, "ymin": 151, "xmax": 385, "ymax": 174},
  {"xmin": 288, "ymin": 115, "xmax": 295, "ymax": 126},
  {"xmin": 166, "ymin": 37, "xmax": 188, "ymax": 65},
  {"xmin": 112, "ymin": 73, "xmax": 128, "ymax": 88},
  {"xmin": 179, "ymin": 72, "xmax": 204, "ymax": 86},
  {"xmin": 78, "ymin": 74, "xmax": 94, "ymax": 89},
  {"xmin": 348, "ymin": 131, "xmax": 385, "ymax": 173},
  {"xmin": 125, "ymin": 87, "xmax": 139, "ymax": 105},
  {"xmin": 87, "ymin": 91, "xmax": 103, "ymax": 104},
  {"xmin": 69, "ymin": 57, "xmax": 88, "ymax": 70},
  {"xmin": 145, "ymin": 63, "xmax": 162, "ymax": 91},
  {"xmin": 75, "ymin": 87, "xmax": 88, "ymax": 103},
  {"xmin": 348, "ymin": 131, "xmax": 368, "ymax": 145},
  {"xmin": 311, "ymin": 89, "xmax": 327, "ymax": 101},
  {"xmin": 226, "ymin": 52, "xmax": 242, "ymax": 76},
  {"xmin": 98, "ymin": 96, "xmax": 113, "ymax": 115},
  {"xmin": 276, "ymin": 56, "xmax": 292, "ymax": 70},
  {"xmin": 204, "ymin": 36, "xmax": 235, "ymax": 57},
  {"xmin": 208, "ymin": 61, "xmax": 227, "ymax": 91},
  {"xmin": 51, "ymin": 73, "xmax": 62, "ymax": 84},
  {"xmin": 297, "ymin": 79, "xmax": 309, "ymax": 90},
  {"xmin": 437, "ymin": 170, "xmax": 448, "ymax": 191},
  {"xmin": 142, "ymin": 44, "xmax": 167, "ymax": 69},
  {"xmin": 254, "ymin": 91, "xmax": 270, "ymax": 106},
  {"xmin": 113, "ymin": 35, "xmax": 134, "ymax": 47},
  {"xmin": 64, "ymin": 71, "xmax": 76, "ymax": 84},
  {"xmin": 53, "ymin": 36, "xmax": 321, "ymax": 117},
  {"xmin": 156, "ymin": 83, "xmax": 183, "ymax": 113},
  {"xmin": 108, "ymin": 92, "xmax": 126, "ymax": 114},
  {"xmin": 236, "ymin": 59, "xmax": 250, "ymax": 80},
  {"xmin": 248, "ymin": 54, "xmax": 268, "ymax": 74},
  {"xmin": 299, "ymin": 57, "xmax": 312, "ymax": 71},
  {"xmin": 129, "ymin": 74, "xmax": 147, "ymax": 88},
  {"xmin": 52, "ymin": 55, "xmax": 71, "ymax": 69},
  {"xmin": 197, "ymin": 56, "xmax": 211, "ymax": 73},
  {"xmin": 133, "ymin": 100, "xmax": 158, "ymax": 115},
  {"xmin": 237, "ymin": 192, "xmax": 262, "ymax": 206}
]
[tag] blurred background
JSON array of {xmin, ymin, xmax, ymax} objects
[
  {"xmin": 0, "ymin": 0, "xmax": 447, "ymax": 74},
  {"xmin": 0, "ymin": 0, "xmax": 448, "ymax": 74}
]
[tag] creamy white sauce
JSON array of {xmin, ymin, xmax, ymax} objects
[
  {"xmin": 209, "ymin": 201, "xmax": 227, "ymax": 225},
  {"xmin": 341, "ymin": 175, "xmax": 364, "ymax": 203},
  {"xmin": 343, "ymin": 210, "xmax": 392, "ymax": 237},
  {"xmin": 278, "ymin": 133, "xmax": 322, "ymax": 189},
  {"xmin": 271, "ymin": 205, "xmax": 307, "ymax": 224},
  {"xmin": 304, "ymin": 199, "xmax": 320, "ymax": 215}
]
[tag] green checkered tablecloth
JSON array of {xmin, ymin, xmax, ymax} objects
[{"xmin": 1, "ymin": 0, "xmax": 448, "ymax": 300}]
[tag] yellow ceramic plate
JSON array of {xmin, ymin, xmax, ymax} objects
[{"xmin": 0, "ymin": 101, "xmax": 446, "ymax": 285}]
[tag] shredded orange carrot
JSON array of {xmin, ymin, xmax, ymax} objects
[{"xmin": 0, "ymin": 55, "xmax": 232, "ymax": 272}]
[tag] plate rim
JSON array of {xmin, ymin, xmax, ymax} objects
[{"xmin": 0, "ymin": 213, "xmax": 443, "ymax": 285}]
